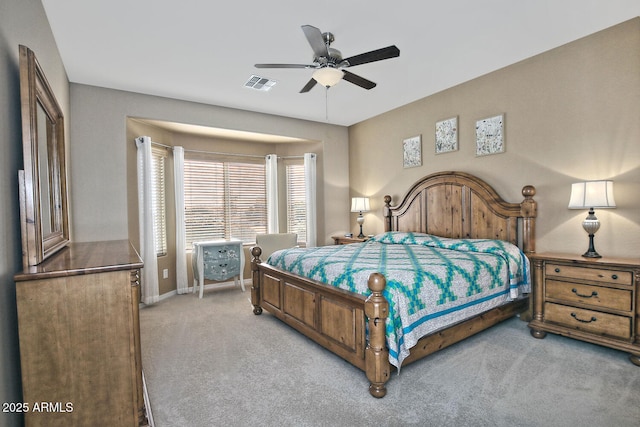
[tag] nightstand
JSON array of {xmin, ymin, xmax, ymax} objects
[
  {"xmin": 528, "ymin": 252, "xmax": 640, "ymax": 365},
  {"xmin": 332, "ymin": 235, "xmax": 368, "ymax": 245},
  {"xmin": 192, "ymin": 239, "xmax": 245, "ymax": 298}
]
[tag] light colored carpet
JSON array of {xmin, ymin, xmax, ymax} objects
[{"xmin": 140, "ymin": 287, "xmax": 640, "ymax": 427}]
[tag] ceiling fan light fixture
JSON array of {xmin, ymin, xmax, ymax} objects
[
  {"xmin": 255, "ymin": 25, "xmax": 399, "ymax": 93},
  {"xmin": 312, "ymin": 67, "xmax": 343, "ymax": 87}
]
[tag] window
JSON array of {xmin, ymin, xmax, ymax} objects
[
  {"xmin": 285, "ymin": 162, "xmax": 306, "ymax": 243},
  {"xmin": 151, "ymin": 147, "xmax": 167, "ymax": 256},
  {"xmin": 184, "ymin": 155, "xmax": 266, "ymax": 247}
]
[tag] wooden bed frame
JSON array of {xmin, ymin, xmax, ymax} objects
[{"xmin": 250, "ymin": 171, "xmax": 537, "ymax": 397}]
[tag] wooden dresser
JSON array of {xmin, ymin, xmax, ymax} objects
[
  {"xmin": 14, "ymin": 240, "xmax": 146, "ymax": 426},
  {"xmin": 528, "ymin": 252, "xmax": 640, "ymax": 365}
]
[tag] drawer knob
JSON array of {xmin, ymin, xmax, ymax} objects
[
  {"xmin": 554, "ymin": 268, "xmax": 561, "ymax": 273},
  {"xmin": 611, "ymin": 274, "xmax": 618, "ymax": 280},
  {"xmin": 571, "ymin": 312, "xmax": 597, "ymax": 324},
  {"xmin": 571, "ymin": 288, "xmax": 598, "ymax": 298}
]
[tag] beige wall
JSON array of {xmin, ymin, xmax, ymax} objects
[{"xmin": 348, "ymin": 18, "xmax": 640, "ymax": 259}]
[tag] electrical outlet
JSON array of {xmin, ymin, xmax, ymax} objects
[{"xmin": 163, "ymin": 269, "xmax": 168, "ymax": 279}]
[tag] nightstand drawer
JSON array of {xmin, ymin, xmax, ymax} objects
[
  {"xmin": 203, "ymin": 245, "xmax": 239, "ymax": 262},
  {"xmin": 204, "ymin": 258, "xmax": 240, "ymax": 281},
  {"xmin": 545, "ymin": 263, "xmax": 632, "ymax": 286},
  {"xmin": 545, "ymin": 279, "xmax": 632, "ymax": 312},
  {"xmin": 545, "ymin": 302, "xmax": 631, "ymax": 340}
]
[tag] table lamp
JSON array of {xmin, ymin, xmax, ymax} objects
[
  {"xmin": 568, "ymin": 180, "xmax": 616, "ymax": 258},
  {"xmin": 351, "ymin": 197, "xmax": 370, "ymax": 238}
]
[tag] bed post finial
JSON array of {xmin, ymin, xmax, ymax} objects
[
  {"xmin": 250, "ymin": 246, "xmax": 263, "ymax": 315},
  {"xmin": 521, "ymin": 185, "xmax": 537, "ymax": 254},
  {"xmin": 365, "ymin": 272, "xmax": 390, "ymax": 398}
]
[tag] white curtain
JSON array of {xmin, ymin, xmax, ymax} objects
[
  {"xmin": 304, "ymin": 153, "xmax": 317, "ymax": 247},
  {"xmin": 135, "ymin": 136, "xmax": 159, "ymax": 305},
  {"xmin": 265, "ymin": 154, "xmax": 279, "ymax": 233},
  {"xmin": 173, "ymin": 146, "xmax": 188, "ymax": 294}
]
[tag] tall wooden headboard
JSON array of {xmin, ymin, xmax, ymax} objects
[{"xmin": 383, "ymin": 171, "xmax": 537, "ymax": 253}]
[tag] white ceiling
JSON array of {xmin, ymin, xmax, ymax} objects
[{"xmin": 42, "ymin": 1, "xmax": 640, "ymax": 127}]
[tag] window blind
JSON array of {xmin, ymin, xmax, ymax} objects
[
  {"xmin": 151, "ymin": 147, "xmax": 167, "ymax": 256},
  {"xmin": 184, "ymin": 156, "xmax": 266, "ymax": 247},
  {"xmin": 227, "ymin": 162, "xmax": 267, "ymax": 242},
  {"xmin": 286, "ymin": 162, "xmax": 306, "ymax": 243}
]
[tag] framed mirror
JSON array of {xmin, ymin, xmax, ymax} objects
[{"xmin": 18, "ymin": 45, "xmax": 69, "ymax": 268}]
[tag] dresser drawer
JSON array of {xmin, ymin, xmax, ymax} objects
[
  {"xmin": 544, "ymin": 302, "xmax": 631, "ymax": 340},
  {"xmin": 545, "ymin": 279, "xmax": 632, "ymax": 312},
  {"xmin": 203, "ymin": 245, "xmax": 240, "ymax": 262},
  {"xmin": 204, "ymin": 258, "xmax": 240, "ymax": 281},
  {"xmin": 545, "ymin": 263, "xmax": 632, "ymax": 286}
]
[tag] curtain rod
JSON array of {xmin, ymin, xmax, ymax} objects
[{"xmin": 150, "ymin": 141, "xmax": 305, "ymax": 160}]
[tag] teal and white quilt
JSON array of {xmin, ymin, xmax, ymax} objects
[{"xmin": 267, "ymin": 232, "xmax": 530, "ymax": 368}]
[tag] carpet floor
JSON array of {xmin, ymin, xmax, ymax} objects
[{"xmin": 140, "ymin": 287, "xmax": 640, "ymax": 427}]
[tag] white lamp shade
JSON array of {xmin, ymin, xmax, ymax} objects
[
  {"xmin": 568, "ymin": 180, "xmax": 616, "ymax": 209},
  {"xmin": 312, "ymin": 67, "xmax": 344, "ymax": 87},
  {"xmin": 351, "ymin": 197, "xmax": 370, "ymax": 213}
]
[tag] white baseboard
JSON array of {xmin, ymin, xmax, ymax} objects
[{"xmin": 141, "ymin": 279, "xmax": 249, "ymax": 308}]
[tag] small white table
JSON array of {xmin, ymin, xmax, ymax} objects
[{"xmin": 192, "ymin": 239, "xmax": 244, "ymax": 298}]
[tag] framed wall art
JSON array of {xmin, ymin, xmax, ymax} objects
[
  {"xmin": 475, "ymin": 114, "xmax": 504, "ymax": 156},
  {"xmin": 403, "ymin": 135, "xmax": 422, "ymax": 168},
  {"xmin": 435, "ymin": 116, "xmax": 458, "ymax": 154}
]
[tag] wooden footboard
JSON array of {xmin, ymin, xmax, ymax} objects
[{"xmin": 250, "ymin": 247, "xmax": 391, "ymax": 397}]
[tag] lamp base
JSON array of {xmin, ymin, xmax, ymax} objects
[
  {"xmin": 582, "ymin": 250, "xmax": 602, "ymax": 259},
  {"xmin": 356, "ymin": 213, "xmax": 365, "ymax": 239},
  {"xmin": 582, "ymin": 234, "xmax": 601, "ymax": 258}
]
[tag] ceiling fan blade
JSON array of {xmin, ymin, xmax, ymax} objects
[
  {"xmin": 343, "ymin": 45, "xmax": 400, "ymax": 67},
  {"xmin": 342, "ymin": 70, "xmax": 376, "ymax": 90},
  {"xmin": 299, "ymin": 78, "xmax": 317, "ymax": 93},
  {"xmin": 301, "ymin": 25, "xmax": 329, "ymax": 58},
  {"xmin": 255, "ymin": 63, "xmax": 315, "ymax": 69}
]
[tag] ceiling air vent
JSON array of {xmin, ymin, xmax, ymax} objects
[{"xmin": 244, "ymin": 75, "xmax": 277, "ymax": 91}]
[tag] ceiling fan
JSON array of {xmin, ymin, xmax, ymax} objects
[{"xmin": 255, "ymin": 25, "xmax": 400, "ymax": 93}]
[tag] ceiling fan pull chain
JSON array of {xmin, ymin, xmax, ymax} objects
[{"xmin": 325, "ymin": 87, "xmax": 329, "ymax": 122}]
